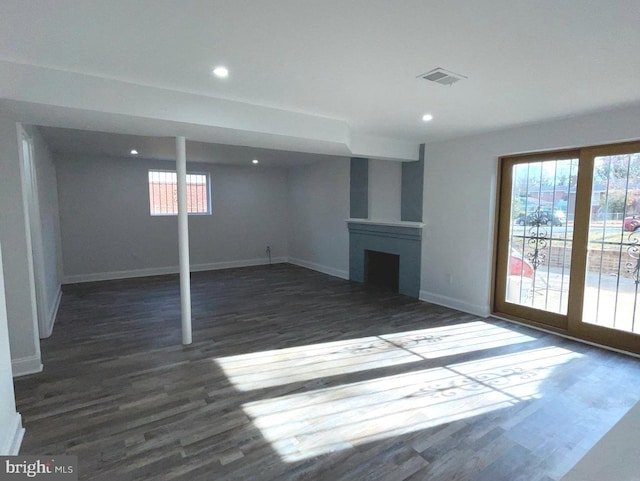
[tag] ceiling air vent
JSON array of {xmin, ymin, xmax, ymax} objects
[{"xmin": 418, "ymin": 68, "xmax": 467, "ymax": 86}]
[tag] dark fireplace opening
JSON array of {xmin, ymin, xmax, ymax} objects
[{"xmin": 365, "ymin": 250, "xmax": 400, "ymax": 292}]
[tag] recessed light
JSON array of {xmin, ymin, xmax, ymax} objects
[
  {"xmin": 212, "ymin": 66, "xmax": 229, "ymax": 78},
  {"xmin": 130, "ymin": 149, "xmax": 139, "ymax": 155},
  {"xmin": 422, "ymin": 114, "xmax": 433, "ymax": 122},
  {"xmin": 252, "ymin": 159, "xmax": 259, "ymax": 164}
]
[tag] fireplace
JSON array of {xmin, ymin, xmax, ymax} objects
[
  {"xmin": 347, "ymin": 219, "xmax": 423, "ymax": 298},
  {"xmin": 365, "ymin": 250, "xmax": 399, "ymax": 292}
]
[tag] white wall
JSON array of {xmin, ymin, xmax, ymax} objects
[
  {"xmin": 56, "ymin": 155, "xmax": 290, "ymax": 281},
  {"xmin": 0, "ymin": 243, "xmax": 24, "ymax": 454},
  {"xmin": 24, "ymin": 126, "xmax": 63, "ymax": 337},
  {"xmin": 368, "ymin": 159, "xmax": 401, "ymax": 220},
  {"xmin": 287, "ymin": 157, "xmax": 350, "ymax": 279},
  {"xmin": 421, "ymin": 103, "xmax": 640, "ymax": 316},
  {"xmin": 0, "ymin": 117, "xmax": 41, "ymax": 375}
]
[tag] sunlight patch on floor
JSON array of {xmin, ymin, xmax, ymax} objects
[
  {"xmin": 215, "ymin": 321, "xmax": 537, "ymax": 391},
  {"xmin": 240, "ymin": 345, "xmax": 582, "ymax": 462}
]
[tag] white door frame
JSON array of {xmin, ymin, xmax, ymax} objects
[{"xmin": 17, "ymin": 127, "xmax": 48, "ymax": 338}]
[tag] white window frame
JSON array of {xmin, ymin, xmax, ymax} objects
[{"xmin": 148, "ymin": 169, "xmax": 212, "ymax": 216}]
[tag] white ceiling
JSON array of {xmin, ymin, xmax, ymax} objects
[{"xmin": 1, "ymin": 0, "xmax": 639, "ymax": 160}]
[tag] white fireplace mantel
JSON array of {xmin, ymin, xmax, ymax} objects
[{"xmin": 345, "ymin": 218, "xmax": 425, "ymax": 229}]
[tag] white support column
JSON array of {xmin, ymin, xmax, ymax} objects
[{"xmin": 176, "ymin": 136, "xmax": 192, "ymax": 345}]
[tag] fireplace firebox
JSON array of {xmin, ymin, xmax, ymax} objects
[{"xmin": 365, "ymin": 250, "xmax": 400, "ymax": 292}]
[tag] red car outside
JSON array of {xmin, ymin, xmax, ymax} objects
[
  {"xmin": 624, "ymin": 215, "xmax": 640, "ymax": 232},
  {"xmin": 506, "ymin": 249, "xmax": 534, "ymax": 303},
  {"xmin": 509, "ymin": 250, "xmax": 534, "ymax": 278}
]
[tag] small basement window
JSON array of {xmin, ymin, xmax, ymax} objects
[{"xmin": 148, "ymin": 170, "xmax": 211, "ymax": 216}]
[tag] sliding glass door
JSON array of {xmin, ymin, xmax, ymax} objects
[
  {"xmin": 494, "ymin": 142, "xmax": 640, "ymax": 354},
  {"xmin": 495, "ymin": 151, "xmax": 579, "ymax": 330},
  {"xmin": 571, "ymin": 142, "xmax": 640, "ymax": 352}
]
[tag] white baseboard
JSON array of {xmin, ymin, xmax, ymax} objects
[
  {"xmin": 62, "ymin": 257, "xmax": 289, "ymax": 284},
  {"xmin": 287, "ymin": 258, "xmax": 349, "ymax": 280},
  {"xmin": 490, "ymin": 314, "xmax": 640, "ymax": 359},
  {"xmin": 192, "ymin": 257, "xmax": 288, "ymax": 273},
  {"xmin": 41, "ymin": 285, "xmax": 62, "ymax": 338},
  {"xmin": 64, "ymin": 265, "xmax": 183, "ymax": 284},
  {"xmin": 11, "ymin": 354, "xmax": 43, "ymax": 378},
  {"xmin": 419, "ymin": 290, "xmax": 490, "ymax": 318},
  {"xmin": 0, "ymin": 413, "xmax": 24, "ymax": 455}
]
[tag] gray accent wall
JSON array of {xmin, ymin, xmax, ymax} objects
[
  {"xmin": 56, "ymin": 155, "xmax": 290, "ymax": 281},
  {"xmin": 401, "ymin": 144, "xmax": 425, "ymax": 222},
  {"xmin": 349, "ymin": 157, "xmax": 368, "ymax": 219},
  {"xmin": 348, "ymin": 147, "xmax": 424, "ymax": 297}
]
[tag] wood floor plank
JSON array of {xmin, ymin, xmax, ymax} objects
[{"xmin": 13, "ymin": 264, "xmax": 640, "ymax": 480}]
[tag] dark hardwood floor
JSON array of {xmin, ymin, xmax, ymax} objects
[{"xmin": 13, "ymin": 264, "xmax": 640, "ymax": 481}]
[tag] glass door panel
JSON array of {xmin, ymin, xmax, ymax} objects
[
  {"xmin": 583, "ymin": 151, "xmax": 640, "ymax": 334},
  {"xmin": 496, "ymin": 142, "xmax": 640, "ymax": 354},
  {"xmin": 505, "ymin": 158, "xmax": 578, "ymax": 315}
]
